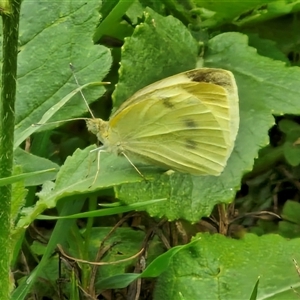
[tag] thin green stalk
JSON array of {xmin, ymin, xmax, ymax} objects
[
  {"xmin": 0, "ymin": 0, "xmax": 22, "ymax": 297},
  {"xmin": 82, "ymin": 196, "xmax": 97, "ymax": 291},
  {"xmin": 93, "ymin": 0, "xmax": 135, "ymax": 43}
]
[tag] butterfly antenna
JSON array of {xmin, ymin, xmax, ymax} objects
[{"xmin": 69, "ymin": 63, "xmax": 96, "ymax": 119}]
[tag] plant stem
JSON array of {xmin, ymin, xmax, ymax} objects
[{"xmin": 0, "ymin": 0, "xmax": 22, "ymax": 297}]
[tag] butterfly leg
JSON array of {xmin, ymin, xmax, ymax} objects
[
  {"xmin": 86, "ymin": 151, "xmax": 96, "ymax": 179},
  {"xmin": 121, "ymin": 152, "xmax": 147, "ymax": 181},
  {"xmin": 90, "ymin": 150, "xmax": 102, "ymax": 187}
]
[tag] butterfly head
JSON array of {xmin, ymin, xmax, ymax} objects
[{"xmin": 86, "ymin": 118, "xmax": 110, "ymax": 147}]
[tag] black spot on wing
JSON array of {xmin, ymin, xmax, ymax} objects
[
  {"xmin": 186, "ymin": 69, "xmax": 232, "ymax": 90},
  {"xmin": 186, "ymin": 139, "xmax": 197, "ymax": 150},
  {"xmin": 184, "ymin": 118, "xmax": 198, "ymax": 128},
  {"xmin": 161, "ymin": 97, "xmax": 175, "ymax": 109}
]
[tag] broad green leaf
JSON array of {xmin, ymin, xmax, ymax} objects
[
  {"xmin": 16, "ymin": 146, "xmax": 165, "ymax": 228},
  {"xmin": 13, "ymin": 148, "xmax": 58, "ymax": 186},
  {"xmin": 118, "ymin": 172, "xmax": 225, "ymax": 220},
  {"xmin": 154, "ymin": 233, "xmax": 300, "ymax": 300},
  {"xmin": 15, "ymin": 0, "xmax": 112, "ymax": 139},
  {"xmin": 113, "ymin": 8, "xmax": 199, "ymax": 107}
]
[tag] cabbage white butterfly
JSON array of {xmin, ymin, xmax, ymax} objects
[{"xmin": 85, "ymin": 68, "xmax": 239, "ymax": 178}]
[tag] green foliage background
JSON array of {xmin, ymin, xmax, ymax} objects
[{"xmin": 2, "ymin": 0, "xmax": 300, "ymax": 299}]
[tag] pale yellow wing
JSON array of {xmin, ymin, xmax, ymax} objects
[
  {"xmin": 114, "ymin": 68, "xmax": 239, "ymax": 151},
  {"xmin": 106, "ymin": 68, "xmax": 239, "ymax": 175}
]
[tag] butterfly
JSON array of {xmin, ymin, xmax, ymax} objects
[{"xmin": 84, "ymin": 68, "xmax": 239, "ymax": 179}]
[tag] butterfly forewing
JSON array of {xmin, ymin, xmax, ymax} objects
[{"xmin": 108, "ymin": 81, "xmax": 233, "ymax": 175}]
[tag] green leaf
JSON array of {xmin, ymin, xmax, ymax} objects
[
  {"xmin": 191, "ymin": 0, "xmax": 300, "ymax": 28},
  {"xmin": 13, "ymin": 148, "xmax": 58, "ymax": 186},
  {"xmin": 113, "ymin": 8, "xmax": 199, "ymax": 107},
  {"xmin": 16, "ymin": 145, "xmax": 166, "ymax": 228},
  {"xmin": 154, "ymin": 233, "xmax": 300, "ymax": 300},
  {"xmin": 281, "ymin": 200, "xmax": 300, "ymax": 225},
  {"xmin": 116, "ymin": 172, "xmax": 227, "ymax": 220},
  {"xmin": 14, "ymin": 0, "xmax": 112, "ymax": 140},
  {"xmin": 279, "ymin": 200, "xmax": 300, "ymax": 238},
  {"xmin": 247, "ymin": 34, "xmax": 290, "ymax": 63},
  {"xmin": 279, "ymin": 119, "xmax": 300, "ymax": 166}
]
